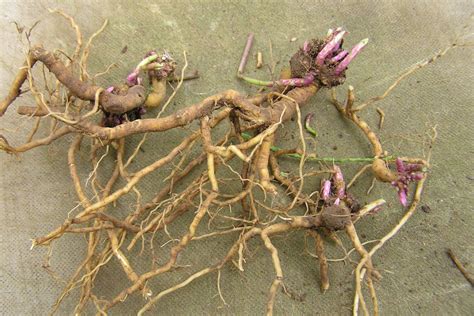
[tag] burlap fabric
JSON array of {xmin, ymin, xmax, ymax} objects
[{"xmin": 1, "ymin": 1, "xmax": 473, "ymax": 314}]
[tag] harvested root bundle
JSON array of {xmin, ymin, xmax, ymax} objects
[{"xmin": 1, "ymin": 11, "xmax": 450, "ymax": 315}]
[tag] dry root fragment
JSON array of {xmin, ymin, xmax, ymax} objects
[
  {"xmin": 257, "ymin": 51, "xmax": 263, "ymax": 68},
  {"xmin": 446, "ymin": 249, "xmax": 474, "ymax": 287},
  {"xmin": 0, "ymin": 54, "xmax": 36, "ymax": 116},
  {"xmin": 261, "ymin": 231, "xmax": 284, "ymax": 316},
  {"xmin": 309, "ymin": 230, "xmax": 329, "ymax": 292}
]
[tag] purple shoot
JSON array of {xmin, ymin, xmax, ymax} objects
[
  {"xmin": 321, "ymin": 180, "xmax": 331, "ymax": 201},
  {"xmin": 397, "ymin": 187, "xmax": 408, "ymax": 207},
  {"xmin": 332, "ymin": 165, "xmax": 345, "ymax": 199},
  {"xmin": 320, "ymin": 165, "xmax": 347, "ymax": 205},
  {"xmin": 334, "ymin": 38, "xmax": 369, "ymax": 75},
  {"xmin": 126, "ymin": 71, "xmax": 139, "ymax": 86},
  {"xmin": 315, "ymin": 31, "xmax": 346, "ymax": 66},
  {"xmin": 331, "ymin": 50, "xmax": 348, "ymax": 62}
]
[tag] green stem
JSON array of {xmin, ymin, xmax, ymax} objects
[
  {"xmin": 304, "ymin": 113, "xmax": 318, "ymax": 137},
  {"xmin": 240, "ymin": 132, "xmax": 394, "ymax": 163},
  {"xmin": 305, "ymin": 124, "xmax": 318, "ymax": 137},
  {"xmin": 237, "ymin": 74, "xmax": 273, "ymax": 87},
  {"xmin": 137, "ymin": 54, "xmax": 159, "ymax": 70},
  {"xmin": 303, "ymin": 156, "xmax": 394, "ymax": 163}
]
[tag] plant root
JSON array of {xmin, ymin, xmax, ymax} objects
[
  {"xmin": 446, "ymin": 249, "xmax": 474, "ymax": 287},
  {"xmin": 0, "ymin": 18, "xmax": 444, "ymax": 315}
]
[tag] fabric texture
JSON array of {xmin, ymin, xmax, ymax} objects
[{"xmin": 1, "ymin": 1, "xmax": 473, "ymax": 314}]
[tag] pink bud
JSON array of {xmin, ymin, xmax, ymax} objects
[
  {"xmin": 333, "ymin": 166, "xmax": 344, "ymax": 182},
  {"xmin": 321, "ymin": 180, "xmax": 331, "ymax": 201},
  {"xmin": 332, "ymin": 166, "xmax": 345, "ymax": 199},
  {"xmin": 126, "ymin": 71, "xmax": 139, "ymax": 86},
  {"xmin": 398, "ymin": 188, "xmax": 408, "ymax": 207}
]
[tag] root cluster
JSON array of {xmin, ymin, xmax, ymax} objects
[{"xmin": 1, "ymin": 11, "xmax": 449, "ymax": 315}]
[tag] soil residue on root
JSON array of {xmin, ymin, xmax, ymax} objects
[{"xmin": 290, "ymin": 39, "xmax": 347, "ymax": 87}]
